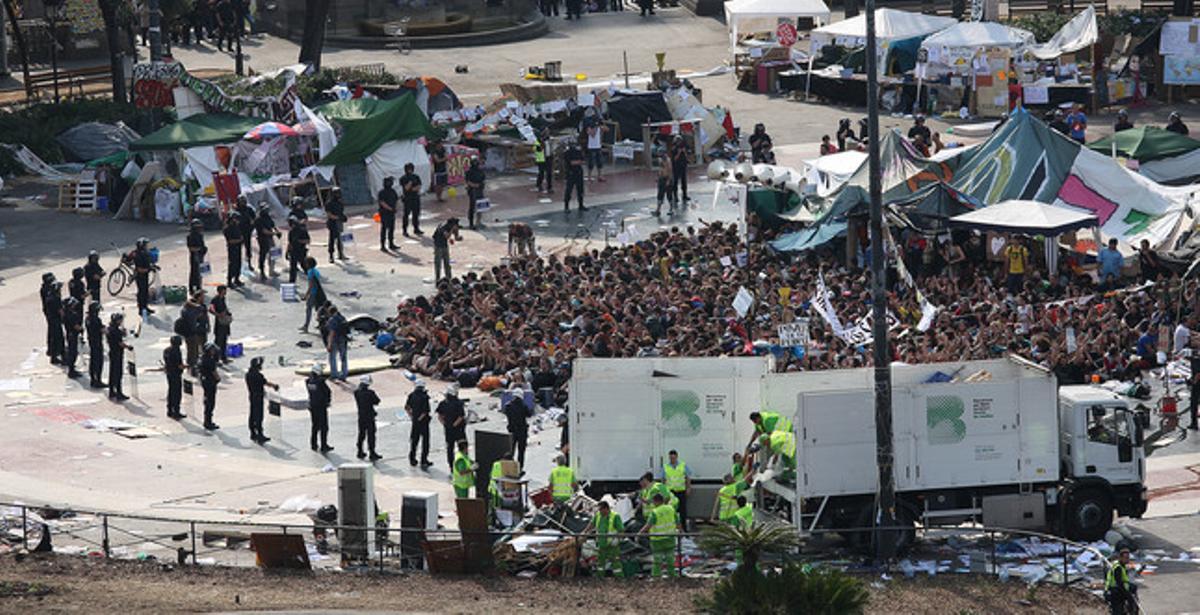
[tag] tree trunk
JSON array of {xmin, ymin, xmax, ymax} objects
[
  {"xmin": 297, "ymin": 0, "xmax": 331, "ymax": 71},
  {"xmin": 97, "ymin": 0, "xmax": 128, "ymax": 104},
  {"xmin": 3, "ymin": 0, "xmax": 33, "ymax": 100}
]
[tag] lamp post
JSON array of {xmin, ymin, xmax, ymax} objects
[
  {"xmin": 234, "ymin": 1, "xmax": 244, "ymax": 76},
  {"xmin": 864, "ymin": 0, "xmax": 898, "ymax": 563}
]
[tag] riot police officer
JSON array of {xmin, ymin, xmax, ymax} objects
[
  {"xmin": 133, "ymin": 237, "xmax": 155, "ymax": 317},
  {"xmin": 163, "ymin": 335, "xmax": 185, "ymax": 419},
  {"xmin": 223, "ymin": 212, "xmax": 245, "ymax": 287},
  {"xmin": 186, "ymin": 220, "xmax": 206, "ymax": 294},
  {"xmin": 324, "ymin": 187, "xmax": 347, "ymax": 263},
  {"xmin": 85, "ymin": 301, "xmax": 105, "ymax": 389},
  {"xmin": 107, "ymin": 312, "xmax": 131, "ymax": 401},
  {"xmin": 287, "ymin": 215, "xmax": 310, "ymax": 284},
  {"xmin": 83, "ymin": 251, "xmax": 105, "ymax": 301},
  {"xmin": 199, "ymin": 342, "xmax": 221, "ymax": 430},
  {"xmin": 245, "ymin": 357, "xmax": 278, "ymax": 444},
  {"xmin": 62, "ymin": 295, "xmax": 84, "ymax": 379},
  {"xmin": 68, "ymin": 267, "xmax": 87, "ymax": 303},
  {"xmin": 355, "ymin": 375, "xmax": 382, "ymax": 461},
  {"xmin": 44, "ymin": 280, "xmax": 65, "ymax": 365},
  {"xmin": 306, "ymin": 365, "xmax": 333, "ymax": 452}
]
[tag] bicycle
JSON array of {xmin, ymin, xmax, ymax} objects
[{"xmin": 106, "ymin": 242, "xmax": 160, "ymax": 297}]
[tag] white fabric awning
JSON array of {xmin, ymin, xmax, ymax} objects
[
  {"xmin": 949, "ymin": 199, "xmax": 1099, "ymax": 235},
  {"xmin": 812, "ymin": 8, "xmax": 955, "ymax": 42},
  {"xmin": 1028, "ymin": 5, "xmax": 1098, "ymax": 60},
  {"xmin": 726, "ymin": 0, "xmax": 832, "ymax": 50}
]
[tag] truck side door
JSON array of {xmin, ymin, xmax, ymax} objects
[{"xmin": 1079, "ymin": 404, "xmax": 1140, "ymax": 485}]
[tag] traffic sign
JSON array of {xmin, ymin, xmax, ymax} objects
[{"xmin": 776, "ymin": 22, "xmax": 798, "ymax": 47}]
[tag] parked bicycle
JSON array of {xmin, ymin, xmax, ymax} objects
[{"xmin": 106, "ymin": 242, "xmax": 159, "ymax": 297}]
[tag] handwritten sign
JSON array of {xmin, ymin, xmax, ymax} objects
[{"xmin": 778, "ymin": 319, "xmax": 810, "ymax": 348}]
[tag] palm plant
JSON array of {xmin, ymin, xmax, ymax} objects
[{"xmin": 698, "ymin": 520, "xmax": 800, "ymax": 574}]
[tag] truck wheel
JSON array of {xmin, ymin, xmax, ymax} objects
[
  {"xmin": 847, "ymin": 506, "xmax": 874, "ymax": 552},
  {"xmin": 1066, "ymin": 488, "xmax": 1113, "ymax": 542}
]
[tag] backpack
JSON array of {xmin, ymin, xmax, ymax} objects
[{"xmin": 174, "ymin": 316, "xmax": 191, "ymax": 336}]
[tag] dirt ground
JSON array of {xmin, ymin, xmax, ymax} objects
[{"xmin": 0, "ymin": 553, "xmax": 1107, "ymax": 613}]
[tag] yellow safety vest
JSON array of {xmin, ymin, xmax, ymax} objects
[
  {"xmin": 769, "ymin": 430, "xmax": 796, "ymax": 459},
  {"xmin": 533, "ymin": 140, "xmax": 546, "ymax": 163},
  {"xmin": 593, "ymin": 511, "xmax": 623, "ymax": 547},
  {"xmin": 733, "ymin": 503, "xmax": 754, "ymax": 528},
  {"xmin": 650, "ymin": 504, "xmax": 677, "ymax": 538},
  {"xmin": 663, "ymin": 461, "xmax": 688, "ymax": 493},
  {"xmin": 641, "ymin": 482, "xmax": 678, "ymax": 509},
  {"xmin": 453, "ymin": 452, "xmax": 474, "ymax": 489},
  {"xmin": 757, "ymin": 411, "xmax": 793, "ymax": 435},
  {"xmin": 550, "ymin": 465, "xmax": 576, "ymax": 501},
  {"xmin": 717, "ymin": 481, "xmax": 744, "ymax": 521},
  {"xmin": 1105, "ymin": 560, "xmax": 1130, "ymax": 591}
]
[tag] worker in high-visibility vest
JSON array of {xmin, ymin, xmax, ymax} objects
[
  {"xmin": 759, "ymin": 431, "xmax": 796, "ymax": 471},
  {"xmin": 732, "ymin": 495, "xmax": 754, "ymax": 529},
  {"xmin": 639, "ymin": 492, "xmax": 678, "ymax": 578},
  {"xmin": 488, "ymin": 451, "xmax": 515, "ymax": 511},
  {"xmin": 638, "ymin": 471, "xmax": 677, "ymax": 512},
  {"xmin": 1105, "ymin": 548, "xmax": 1138, "ymax": 614},
  {"xmin": 549, "ymin": 455, "xmax": 577, "ymax": 504},
  {"xmin": 748, "ymin": 410, "xmax": 793, "ymax": 445},
  {"xmin": 661, "ymin": 449, "xmax": 692, "ymax": 531},
  {"xmin": 584, "ymin": 499, "xmax": 625, "ymax": 577},
  {"xmin": 452, "ymin": 439, "xmax": 476, "ymax": 499},
  {"xmin": 730, "ymin": 452, "xmax": 747, "ymax": 483},
  {"xmin": 711, "ymin": 468, "xmax": 755, "ymax": 523}
]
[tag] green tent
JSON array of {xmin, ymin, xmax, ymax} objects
[
  {"xmin": 316, "ymin": 95, "xmax": 440, "ymax": 166},
  {"xmin": 129, "ymin": 113, "xmax": 265, "ymax": 151},
  {"xmin": 1087, "ymin": 126, "xmax": 1200, "ymax": 162}
]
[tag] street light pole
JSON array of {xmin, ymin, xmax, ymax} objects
[
  {"xmin": 864, "ymin": 0, "xmax": 898, "ymax": 562},
  {"xmin": 235, "ymin": 1, "xmax": 245, "ymax": 76},
  {"xmin": 148, "ymin": 0, "xmax": 162, "ymax": 62}
]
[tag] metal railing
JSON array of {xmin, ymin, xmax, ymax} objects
[{"xmin": 0, "ymin": 499, "xmax": 1122, "ymax": 588}]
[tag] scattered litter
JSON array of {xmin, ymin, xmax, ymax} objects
[{"xmin": 0, "ymin": 378, "xmax": 32, "ymax": 392}]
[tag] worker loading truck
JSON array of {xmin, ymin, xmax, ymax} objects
[{"xmin": 570, "ymin": 356, "xmax": 1148, "ymax": 549}]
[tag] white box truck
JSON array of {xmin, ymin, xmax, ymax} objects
[
  {"xmin": 764, "ymin": 358, "xmax": 1147, "ymax": 543},
  {"xmin": 570, "ymin": 356, "xmax": 1148, "ymax": 543}
]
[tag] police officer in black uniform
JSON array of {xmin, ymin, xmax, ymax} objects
[
  {"xmin": 164, "ymin": 335, "xmax": 185, "ymax": 419},
  {"xmin": 406, "ymin": 380, "xmax": 432, "ymax": 468},
  {"xmin": 354, "ymin": 375, "xmax": 382, "ymax": 461},
  {"xmin": 85, "ymin": 301, "xmax": 105, "ymax": 389},
  {"xmin": 254, "ymin": 205, "xmax": 280, "ymax": 278},
  {"xmin": 133, "ymin": 237, "xmax": 155, "ymax": 316},
  {"xmin": 83, "ymin": 251, "xmax": 105, "ymax": 301},
  {"xmin": 223, "ymin": 212, "xmax": 245, "ymax": 287},
  {"xmin": 40, "ymin": 274, "xmax": 61, "ymax": 364},
  {"xmin": 199, "ymin": 343, "xmax": 221, "ymax": 430},
  {"xmin": 400, "ymin": 163, "xmax": 423, "ymax": 237},
  {"xmin": 187, "ymin": 220, "xmax": 206, "ymax": 294},
  {"xmin": 62, "ymin": 295, "xmax": 84, "ymax": 379},
  {"xmin": 107, "ymin": 312, "xmax": 131, "ymax": 401},
  {"xmin": 45, "ymin": 280, "xmax": 65, "ymax": 365},
  {"xmin": 306, "ymin": 365, "xmax": 333, "ymax": 452},
  {"xmin": 324, "ymin": 187, "xmax": 347, "ymax": 263},
  {"xmin": 245, "ymin": 357, "xmax": 278, "ymax": 444},
  {"xmin": 235, "ymin": 196, "xmax": 255, "ymax": 269},
  {"xmin": 211, "ymin": 284, "xmax": 232, "ymax": 361},
  {"xmin": 287, "ymin": 215, "xmax": 310, "ymax": 284},
  {"xmin": 68, "ymin": 267, "xmax": 87, "ymax": 303},
  {"xmin": 378, "ymin": 177, "xmax": 399, "ymax": 252}
]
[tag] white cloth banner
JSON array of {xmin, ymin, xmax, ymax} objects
[
  {"xmin": 1028, "ymin": 6, "xmax": 1098, "ymax": 60},
  {"xmin": 364, "ymin": 139, "xmax": 434, "ymax": 199},
  {"xmin": 297, "ymin": 101, "xmax": 337, "ymax": 181},
  {"xmin": 733, "ymin": 286, "xmax": 755, "ymax": 317}
]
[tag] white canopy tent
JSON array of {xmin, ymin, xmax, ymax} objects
[
  {"xmin": 920, "ymin": 22, "xmax": 1035, "ymax": 72},
  {"xmin": 725, "ymin": 0, "xmax": 832, "ymax": 51},
  {"xmin": 811, "ymin": 8, "xmax": 956, "ymax": 76},
  {"xmin": 948, "ymin": 199, "xmax": 1100, "ymax": 277}
]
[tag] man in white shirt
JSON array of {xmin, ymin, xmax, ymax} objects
[
  {"xmin": 585, "ymin": 123, "xmax": 607, "ymax": 182},
  {"xmin": 1174, "ymin": 318, "xmax": 1194, "ymax": 356}
]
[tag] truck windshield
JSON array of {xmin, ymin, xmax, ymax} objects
[{"xmin": 1086, "ymin": 405, "xmax": 1129, "ymax": 446}]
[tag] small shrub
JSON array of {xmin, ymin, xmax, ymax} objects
[{"xmin": 696, "ymin": 564, "xmax": 870, "ymax": 614}]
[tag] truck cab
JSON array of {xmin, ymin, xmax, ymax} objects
[{"xmin": 1056, "ymin": 385, "xmax": 1148, "ymax": 537}]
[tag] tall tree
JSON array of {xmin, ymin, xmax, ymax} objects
[
  {"xmin": 297, "ymin": 0, "xmax": 331, "ymax": 71},
  {"xmin": 3, "ymin": 0, "xmax": 33, "ymax": 100},
  {"xmin": 97, "ymin": 0, "xmax": 128, "ymax": 104}
]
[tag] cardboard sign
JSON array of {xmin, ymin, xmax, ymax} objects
[
  {"xmin": 733, "ymin": 286, "xmax": 754, "ymax": 317},
  {"xmin": 778, "ymin": 319, "xmax": 810, "ymax": 348}
]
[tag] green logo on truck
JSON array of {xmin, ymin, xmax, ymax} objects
[
  {"xmin": 661, "ymin": 389, "xmax": 702, "ymax": 437},
  {"xmin": 927, "ymin": 395, "xmax": 966, "ymax": 445}
]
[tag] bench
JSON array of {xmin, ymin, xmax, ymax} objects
[{"xmin": 26, "ymin": 65, "xmax": 113, "ymax": 101}]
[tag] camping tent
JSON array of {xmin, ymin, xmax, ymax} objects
[
  {"xmin": 398, "ymin": 76, "xmax": 462, "ymax": 116},
  {"xmin": 948, "ymin": 199, "xmax": 1097, "ymax": 235},
  {"xmin": 129, "ymin": 114, "xmax": 265, "ymax": 151},
  {"xmin": 1028, "ymin": 5, "xmax": 1098, "ymax": 60},
  {"xmin": 920, "ymin": 22, "xmax": 1035, "ymax": 72},
  {"xmin": 812, "ymin": 9, "xmax": 956, "ymax": 76},
  {"xmin": 317, "ymin": 95, "xmax": 441, "ymax": 197},
  {"xmin": 57, "ymin": 122, "xmax": 141, "ymax": 162},
  {"xmin": 1087, "ymin": 126, "xmax": 1200, "ymax": 162},
  {"xmin": 725, "ymin": 0, "xmax": 832, "ymax": 50}
]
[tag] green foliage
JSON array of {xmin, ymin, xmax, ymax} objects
[
  {"xmin": 0, "ymin": 99, "xmax": 140, "ymax": 175},
  {"xmin": 700, "ymin": 521, "xmax": 800, "ymax": 572},
  {"xmin": 696, "ymin": 563, "xmax": 870, "ymax": 615},
  {"xmin": 1006, "ymin": 13, "xmax": 1072, "ymax": 42}
]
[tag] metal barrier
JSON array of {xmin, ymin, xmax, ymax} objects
[{"xmin": 0, "ymin": 500, "xmax": 1117, "ymax": 586}]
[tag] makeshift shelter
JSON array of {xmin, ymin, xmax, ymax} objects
[
  {"xmin": 725, "ymin": 0, "xmax": 832, "ymax": 50},
  {"xmin": 1028, "ymin": 6, "xmax": 1098, "ymax": 60},
  {"xmin": 129, "ymin": 114, "xmax": 264, "ymax": 152},
  {"xmin": 606, "ymin": 92, "xmax": 672, "ymax": 142},
  {"xmin": 920, "ymin": 22, "xmax": 1035, "ymax": 73},
  {"xmin": 317, "ymin": 95, "xmax": 441, "ymax": 197},
  {"xmin": 1138, "ymin": 150, "xmax": 1200, "ymax": 185},
  {"xmin": 57, "ymin": 122, "xmax": 141, "ymax": 163},
  {"xmin": 1088, "ymin": 126, "xmax": 1200, "ymax": 162},
  {"xmin": 398, "ymin": 76, "xmax": 463, "ymax": 116},
  {"xmin": 889, "ymin": 181, "xmax": 980, "ymax": 231},
  {"xmin": 812, "ymin": 8, "xmax": 955, "ymax": 76},
  {"xmin": 948, "ymin": 199, "xmax": 1097, "ymax": 235}
]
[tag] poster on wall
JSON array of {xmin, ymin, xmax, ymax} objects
[{"xmin": 1164, "ymin": 55, "xmax": 1200, "ymax": 86}]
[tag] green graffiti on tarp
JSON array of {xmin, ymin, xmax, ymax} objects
[{"xmin": 1122, "ymin": 209, "xmax": 1153, "ymax": 235}]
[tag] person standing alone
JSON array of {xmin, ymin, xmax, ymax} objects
[
  {"xmin": 199, "ymin": 343, "xmax": 221, "ymax": 430},
  {"xmin": 406, "ymin": 380, "xmax": 433, "ymax": 468},
  {"xmin": 662, "ymin": 449, "xmax": 692, "ymax": 531},
  {"xmin": 306, "ymin": 365, "xmax": 333, "ymax": 452},
  {"xmin": 163, "ymin": 335, "xmax": 185, "ymax": 419},
  {"xmin": 378, "ymin": 177, "xmax": 400, "ymax": 252},
  {"xmin": 210, "ymin": 285, "xmax": 233, "ymax": 361},
  {"xmin": 106, "ymin": 313, "xmax": 131, "ymax": 401},
  {"xmin": 563, "ymin": 142, "xmax": 586, "ymax": 213},
  {"xmin": 502, "ymin": 385, "xmax": 532, "ymax": 467},
  {"xmin": 437, "ymin": 384, "xmax": 467, "ymax": 467},
  {"xmin": 187, "ymin": 220, "xmax": 206, "ymax": 294},
  {"xmin": 400, "ymin": 163, "xmax": 423, "ymax": 237},
  {"xmin": 245, "ymin": 357, "xmax": 278, "ymax": 443},
  {"xmin": 223, "ymin": 212, "xmax": 244, "ymax": 287},
  {"xmin": 465, "ymin": 158, "xmax": 486, "ymax": 230},
  {"xmin": 354, "ymin": 375, "xmax": 382, "ymax": 461},
  {"xmin": 432, "ymin": 217, "xmax": 461, "ymax": 283},
  {"xmin": 324, "ymin": 187, "xmax": 347, "ymax": 263}
]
